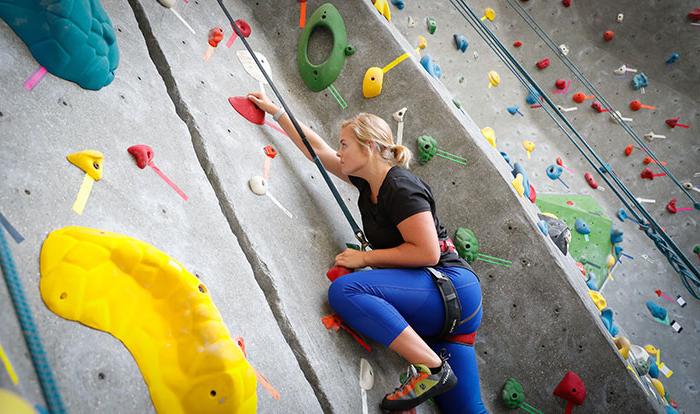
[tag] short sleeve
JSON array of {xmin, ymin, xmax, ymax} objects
[{"xmin": 384, "ymin": 177, "xmax": 432, "ymax": 226}]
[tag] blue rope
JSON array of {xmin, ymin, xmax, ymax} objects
[
  {"xmin": 0, "ymin": 229, "xmax": 66, "ymax": 413},
  {"xmin": 450, "ymin": 0, "xmax": 700, "ymax": 299}
]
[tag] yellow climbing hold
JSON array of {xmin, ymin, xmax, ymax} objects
[
  {"xmin": 588, "ymin": 290, "xmax": 606, "ymax": 312},
  {"xmin": 522, "ymin": 140, "xmax": 535, "ymax": 159},
  {"xmin": 481, "ymin": 7, "xmax": 496, "ymax": 22},
  {"xmin": 416, "ymin": 35, "xmax": 427, "ymax": 53},
  {"xmin": 481, "ymin": 127, "xmax": 496, "ymax": 148},
  {"xmin": 373, "ymin": 0, "xmax": 391, "ymax": 21},
  {"xmin": 40, "ymin": 226, "xmax": 257, "ymax": 414},
  {"xmin": 651, "ymin": 378, "xmax": 665, "ymax": 398},
  {"xmin": 67, "ymin": 150, "xmax": 104, "ymax": 181},
  {"xmin": 487, "ymin": 70, "xmax": 500, "ymax": 88},
  {"xmin": 0, "ymin": 389, "xmax": 36, "ymax": 414},
  {"xmin": 511, "ymin": 174, "xmax": 524, "ymax": 197},
  {"xmin": 613, "ymin": 336, "xmax": 631, "ymax": 359}
]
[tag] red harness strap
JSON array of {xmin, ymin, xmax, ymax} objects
[{"xmin": 444, "ymin": 331, "xmax": 477, "ymax": 346}]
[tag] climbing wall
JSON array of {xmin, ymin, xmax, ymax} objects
[{"xmin": 0, "ymin": 0, "xmax": 675, "ymax": 413}]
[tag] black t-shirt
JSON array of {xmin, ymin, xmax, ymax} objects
[{"xmin": 348, "ymin": 166, "xmax": 470, "ymax": 269}]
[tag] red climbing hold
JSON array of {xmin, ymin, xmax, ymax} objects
[
  {"xmin": 688, "ymin": 7, "xmax": 700, "ymax": 21},
  {"xmin": 572, "ymin": 92, "xmax": 593, "ymax": 103},
  {"xmin": 576, "ymin": 262, "xmax": 586, "ymax": 276},
  {"xmin": 513, "ymin": 40, "xmax": 523, "ymax": 48},
  {"xmin": 591, "ymin": 101, "xmax": 609, "ymax": 113},
  {"xmin": 536, "ymin": 58, "xmax": 550, "ymax": 70},
  {"xmin": 666, "ymin": 198, "xmax": 678, "ymax": 214},
  {"xmin": 562, "ymin": 0, "xmax": 571, "ymax": 7},
  {"xmin": 127, "ymin": 144, "xmax": 154, "ymax": 169},
  {"xmin": 208, "ymin": 27, "xmax": 224, "ymax": 47},
  {"xmin": 665, "ymin": 117, "xmax": 690, "ymax": 129},
  {"xmin": 640, "ymin": 168, "xmax": 666, "ymax": 180},
  {"xmin": 603, "ymin": 30, "xmax": 615, "ymax": 42},
  {"xmin": 555, "ymin": 79, "xmax": 567, "ymax": 90},
  {"xmin": 643, "ymin": 156, "xmax": 667, "ymax": 166},
  {"xmin": 584, "ymin": 172, "xmax": 598, "ymax": 189},
  {"xmin": 528, "ymin": 184, "xmax": 536, "ymax": 203},
  {"xmin": 229, "ymin": 96, "xmax": 265, "ymax": 125},
  {"xmin": 326, "ymin": 265, "xmax": 352, "ymax": 282},
  {"xmin": 264, "ymin": 145, "xmax": 278, "ymax": 159},
  {"xmin": 624, "ymin": 144, "xmax": 633, "ymax": 156},
  {"xmin": 553, "ymin": 371, "xmax": 587, "ymax": 413}
]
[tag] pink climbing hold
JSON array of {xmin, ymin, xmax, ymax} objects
[
  {"xmin": 229, "ymin": 96, "xmax": 265, "ymax": 125},
  {"xmin": 226, "ymin": 19, "xmax": 252, "ymax": 48},
  {"xmin": 584, "ymin": 172, "xmax": 598, "ymax": 189},
  {"xmin": 562, "ymin": 0, "xmax": 571, "ymax": 7},
  {"xmin": 127, "ymin": 145, "xmax": 154, "ymax": 169}
]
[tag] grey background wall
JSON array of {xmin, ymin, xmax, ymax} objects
[{"xmin": 2, "ymin": 0, "xmax": 689, "ymax": 412}]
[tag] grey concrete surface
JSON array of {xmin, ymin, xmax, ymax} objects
[
  {"xmin": 0, "ymin": 0, "xmax": 681, "ymax": 413},
  {"xmin": 387, "ymin": 0, "xmax": 699, "ymax": 412}
]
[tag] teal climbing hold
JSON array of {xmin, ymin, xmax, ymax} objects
[
  {"xmin": 420, "ymin": 54, "xmax": 442, "ymax": 79},
  {"xmin": 0, "ymin": 0, "xmax": 119, "ymax": 90},
  {"xmin": 297, "ymin": 3, "xmax": 352, "ymax": 92}
]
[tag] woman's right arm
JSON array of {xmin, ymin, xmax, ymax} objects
[{"xmin": 247, "ymin": 91, "xmax": 349, "ymax": 183}]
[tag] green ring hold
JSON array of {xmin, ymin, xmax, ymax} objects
[
  {"xmin": 344, "ymin": 45, "xmax": 356, "ymax": 56},
  {"xmin": 297, "ymin": 3, "xmax": 350, "ymax": 92},
  {"xmin": 417, "ymin": 135, "xmax": 438, "ymax": 165},
  {"xmin": 454, "ymin": 227, "xmax": 480, "ymax": 263}
]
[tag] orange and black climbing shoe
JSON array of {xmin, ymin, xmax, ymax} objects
[{"xmin": 380, "ymin": 361, "xmax": 458, "ymax": 412}]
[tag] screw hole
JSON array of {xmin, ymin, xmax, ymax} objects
[
  {"xmin": 198, "ymin": 284, "xmax": 207, "ymax": 294},
  {"xmin": 24, "ymin": 189, "xmax": 30, "ymax": 195},
  {"xmin": 98, "ymin": 372, "xmax": 105, "ymax": 380},
  {"xmin": 210, "ymin": 390, "xmax": 217, "ymax": 397},
  {"xmin": 60, "ymin": 292, "xmax": 68, "ymax": 300}
]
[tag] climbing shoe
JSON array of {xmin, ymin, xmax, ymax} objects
[{"xmin": 380, "ymin": 361, "xmax": 457, "ymax": 411}]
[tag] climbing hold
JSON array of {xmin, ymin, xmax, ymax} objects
[
  {"xmin": 631, "ymin": 73, "xmax": 648, "ymax": 91},
  {"xmin": 500, "ymin": 151, "xmax": 512, "ymax": 166},
  {"xmin": 420, "ymin": 55, "xmax": 442, "ymax": 78},
  {"xmin": 229, "ymin": 96, "xmax": 265, "ymax": 125},
  {"xmin": 610, "ymin": 228, "xmax": 624, "ymax": 244},
  {"xmin": 453, "ymin": 34, "xmax": 469, "ymax": 52},
  {"xmin": 642, "ymin": 156, "xmax": 667, "ymax": 166},
  {"xmin": 526, "ymin": 90, "xmax": 541, "ymax": 105},
  {"xmin": 0, "ymin": 389, "xmax": 36, "ymax": 414},
  {"xmin": 575, "ymin": 218, "xmax": 590, "ymax": 241},
  {"xmin": 629, "ymin": 345, "xmax": 651, "ymax": 376},
  {"xmin": 481, "ymin": 8, "xmax": 496, "ymax": 22},
  {"xmin": 426, "ymin": 17, "xmax": 437, "ymax": 34},
  {"xmin": 553, "ymin": 371, "xmax": 586, "ymax": 414},
  {"xmin": 513, "ymin": 40, "xmax": 523, "ymax": 48},
  {"xmin": 555, "ymin": 79, "xmax": 567, "ymax": 89},
  {"xmin": 454, "ymin": 227, "xmax": 479, "ymax": 263},
  {"xmin": 298, "ymin": 4, "xmax": 352, "ymax": 92},
  {"xmin": 362, "ymin": 49, "xmax": 413, "ymax": 98},
  {"xmin": 67, "ymin": 150, "xmax": 104, "ymax": 181},
  {"xmin": 407, "ymin": 15, "xmax": 415, "ymax": 27},
  {"xmin": 512, "ymin": 163, "xmax": 531, "ymax": 199},
  {"xmin": 415, "ymin": 135, "xmax": 466, "ymax": 166},
  {"xmin": 535, "ymin": 58, "xmax": 550, "ymax": 70},
  {"xmin": 248, "ymin": 175, "xmax": 268, "ymax": 195},
  {"xmin": 646, "ymin": 301, "xmax": 668, "ymax": 322},
  {"xmin": 225, "ymin": 19, "xmax": 251, "ymax": 48},
  {"xmin": 665, "ymin": 53, "xmax": 680, "ymax": 64},
  {"xmin": 127, "ymin": 145, "xmax": 154, "ymax": 169},
  {"xmin": 326, "ymin": 265, "xmax": 352, "ymax": 282},
  {"xmin": 588, "ymin": 290, "xmax": 606, "ymax": 312},
  {"xmin": 629, "ymin": 100, "xmax": 655, "ymax": 111},
  {"xmin": 481, "ymin": 127, "xmax": 497, "ymax": 148},
  {"xmin": 501, "ymin": 378, "xmax": 525, "ymax": 409},
  {"xmin": 640, "ymin": 168, "xmax": 666, "ymax": 180},
  {"xmin": 584, "ymin": 172, "xmax": 599, "ymax": 189},
  {"xmin": 562, "ymin": 0, "xmax": 571, "ymax": 7},
  {"xmin": 507, "ymin": 105, "xmax": 524, "ymax": 116},
  {"xmin": 558, "ymin": 44, "xmax": 570, "ymax": 56},
  {"xmin": 591, "ymin": 101, "xmax": 609, "ymax": 113},
  {"xmin": 614, "ymin": 64, "xmax": 638, "ymax": 75},
  {"xmin": 601, "ymin": 308, "xmax": 618, "ymax": 336},
  {"xmin": 208, "ymin": 27, "xmax": 224, "ymax": 47},
  {"xmin": 537, "ymin": 220, "xmax": 549, "ymax": 235},
  {"xmin": 344, "ymin": 45, "xmax": 356, "ymax": 56},
  {"xmin": 688, "ymin": 7, "xmax": 700, "ymax": 21},
  {"xmin": 546, "ymin": 165, "xmax": 568, "ymax": 189},
  {"xmin": 666, "ymin": 198, "xmax": 693, "ymax": 214},
  {"xmin": 373, "ymin": 0, "xmax": 392, "ymax": 21},
  {"xmin": 556, "ymin": 157, "xmax": 573, "ymax": 173},
  {"xmin": 512, "ymin": 174, "xmax": 525, "ymax": 197},
  {"xmin": 40, "ymin": 226, "xmax": 258, "ymax": 413},
  {"xmin": 572, "ymin": 92, "xmax": 594, "ymax": 103},
  {"xmin": 393, "ymin": 107, "xmax": 407, "ymax": 145},
  {"xmin": 665, "ymin": 117, "xmax": 689, "ymax": 129},
  {"xmin": 603, "ymin": 30, "xmax": 615, "ymax": 41},
  {"xmin": 487, "ymin": 70, "xmax": 501, "ymax": 88},
  {"xmin": 616, "ymin": 13, "xmax": 624, "ymax": 23},
  {"xmin": 0, "ymin": 0, "xmax": 119, "ymax": 90},
  {"xmin": 624, "ymin": 144, "xmax": 634, "ymax": 156},
  {"xmin": 390, "ymin": 0, "xmax": 405, "ymax": 10},
  {"xmin": 614, "ymin": 336, "xmax": 631, "ymax": 359},
  {"xmin": 522, "ymin": 140, "xmax": 535, "ymax": 159},
  {"xmin": 651, "ymin": 378, "xmax": 665, "ymax": 398}
]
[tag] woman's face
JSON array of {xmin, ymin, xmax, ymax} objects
[{"xmin": 337, "ymin": 126, "xmax": 371, "ymax": 176}]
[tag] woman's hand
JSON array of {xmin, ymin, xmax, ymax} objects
[
  {"xmin": 247, "ymin": 90, "xmax": 278, "ymax": 114},
  {"xmin": 334, "ymin": 248, "xmax": 368, "ymax": 269}
]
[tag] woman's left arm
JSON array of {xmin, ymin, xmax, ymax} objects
[{"xmin": 335, "ymin": 211, "xmax": 440, "ymax": 268}]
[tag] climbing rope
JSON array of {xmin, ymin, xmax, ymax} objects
[
  {"xmin": 506, "ymin": 0, "xmax": 698, "ymax": 208},
  {"xmin": 0, "ymin": 229, "xmax": 66, "ymax": 413},
  {"xmin": 215, "ymin": 0, "xmax": 370, "ymax": 250},
  {"xmin": 450, "ymin": 0, "xmax": 700, "ymax": 298}
]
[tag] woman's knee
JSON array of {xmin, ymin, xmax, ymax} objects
[{"xmin": 327, "ymin": 275, "xmax": 354, "ymax": 310}]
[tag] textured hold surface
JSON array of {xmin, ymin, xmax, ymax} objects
[
  {"xmin": 67, "ymin": 149, "xmax": 104, "ymax": 181},
  {"xmin": 40, "ymin": 226, "xmax": 258, "ymax": 414},
  {"xmin": 0, "ymin": 0, "xmax": 119, "ymax": 89}
]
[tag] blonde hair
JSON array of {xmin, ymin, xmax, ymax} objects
[{"xmin": 341, "ymin": 113, "xmax": 413, "ymax": 168}]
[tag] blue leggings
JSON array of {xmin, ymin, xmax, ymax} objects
[{"xmin": 328, "ymin": 266, "xmax": 487, "ymax": 414}]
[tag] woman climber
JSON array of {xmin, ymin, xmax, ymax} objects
[{"xmin": 248, "ymin": 91, "xmax": 487, "ymax": 414}]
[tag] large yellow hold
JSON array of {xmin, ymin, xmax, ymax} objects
[{"xmin": 40, "ymin": 227, "xmax": 257, "ymax": 414}]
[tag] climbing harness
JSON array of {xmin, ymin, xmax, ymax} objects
[
  {"xmin": 215, "ymin": 0, "xmax": 369, "ymax": 250},
  {"xmin": 427, "ymin": 267, "xmax": 461, "ymax": 338}
]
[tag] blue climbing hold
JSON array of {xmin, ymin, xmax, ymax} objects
[
  {"xmin": 665, "ymin": 52, "xmax": 679, "ymax": 64},
  {"xmin": 600, "ymin": 308, "xmax": 618, "ymax": 336},
  {"xmin": 632, "ymin": 72, "xmax": 648, "ymax": 91},
  {"xmin": 611, "ymin": 228, "xmax": 624, "ymax": 244},
  {"xmin": 500, "ymin": 151, "xmax": 512, "ymax": 167},
  {"xmin": 648, "ymin": 356, "xmax": 659, "ymax": 378},
  {"xmin": 526, "ymin": 90, "xmax": 541, "ymax": 105},
  {"xmin": 646, "ymin": 301, "xmax": 668, "ymax": 321},
  {"xmin": 0, "ymin": 0, "xmax": 119, "ymax": 90},
  {"xmin": 574, "ymin": 218, "xmax": 590, "ymax": 237},
  {"xmin": 537, "ymin": 220, "xmax": 549, "ymax": 235},
  {"xmin": 546, "ymin": 164, "xmax": 563, "ymax": 180},
  {"xmin": 453, "ymin": 34, "xmax": 468, "ymax": 52},
  {"xmin": 420, "ymin": 55, "xmax": 442, "ymax": 79},
  {"xmin": 507, "ymin": 105, "xmax": 524, "ymax": 116},
  {"xmin": 512, "ymin": 163, "xmax": 531, "ymax": 198},
  {"xmin": 665, "ymin": 404, "xmax": 678, "ymax": 414},
  {"xmin": 391, "ymin": 0, "xmax": 405, "ymax": 10},
  {"xmin": 586, "ymin": 277, "xmax": 598, "ymax": 291}
]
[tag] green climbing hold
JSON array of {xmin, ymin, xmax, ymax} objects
[
  {"xmin": 297, "ymin": 3, "xmax": 353, "ymax": 92},
  {"xmin": 344, "ymin": 45, "xmax": 356, "ymax": 56},
  {"xmin": 502, "ymin": 378, "xmax": 525, "ymax": 409},
  {"xmin": 426, "ymin": 17, "xmax": 437, "ymax": 34},
  {"xmin": 693, "ymin": 245, "xmax": 700, "ymax": 254},
  {"xmin": 417, "ymin": 135, "xmax": 438, "ymax": 165},
  {"xmin": 454, "ymin": 227, "xmax": 479, "ymax": 263},
  {"xmin": 452, "ymin": 98, "xmax": 463, "ymax": 109}
]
